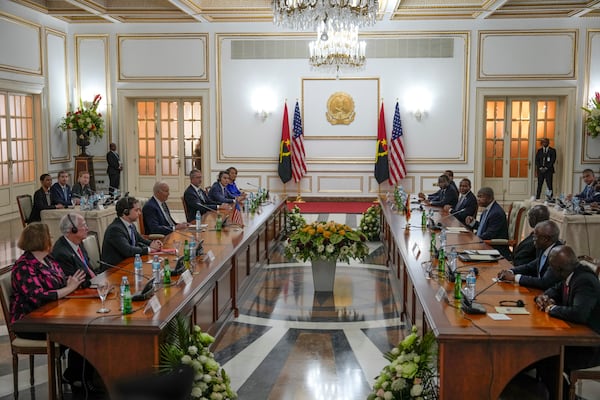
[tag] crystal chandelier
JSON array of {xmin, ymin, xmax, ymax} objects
[
  {"xmin": 309, "ymin": 26, "xmax": 366, "ymax": 73},
  {"xmin": 272, "ymin": 0, "xmax": 378, "ymax": 32}
]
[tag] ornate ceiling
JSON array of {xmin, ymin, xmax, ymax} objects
[{"xmin": 8, "ymin": 0, "xmax": 600, "ymax": 24}]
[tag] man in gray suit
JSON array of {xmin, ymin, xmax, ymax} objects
[{"xmin": 51, "ymin": 213, "xmax": 95, "ymax": 288}]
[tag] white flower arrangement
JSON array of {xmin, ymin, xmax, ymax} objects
[
  {"xmin": 285, "ymin": 205, "xmax": 306, "ymax": 235},
  {"xmin": 359, "ymin": 204, "xmax": 381, "ymax": 241}
]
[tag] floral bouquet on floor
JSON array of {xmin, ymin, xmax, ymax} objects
[
  {"xmin": 285, "ymin": 205, "xmax": 306, "ymax": 236},
  {"xmin": 284, "ymin": 220, "xmax": 369, "ymax": 263},
  {"xmin": 160, "ymin": 315, "xmax": 237, "ymax": 399},
  {"xmin": 359, "ymin": 204, "xmax": 381, "ymax": 241},
  {"xmin": 368, "ymin": 326, "xmax": 438, "ymax": 400},
  {"xmin": 582, "ymin": 92, "xmax": 600, "ymax": 138}
]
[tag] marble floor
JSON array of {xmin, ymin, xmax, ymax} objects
[{"xmin": 1, "ymin": 212, "xmax": 600, "ymax": 399}]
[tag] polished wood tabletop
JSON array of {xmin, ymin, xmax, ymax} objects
[{"xmin": 379, "ymin": 196, "xmax": 600, "ymax": 400}]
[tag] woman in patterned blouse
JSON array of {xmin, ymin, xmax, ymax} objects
[{"xmin": 9, "ymin": 223, "xmax": 85, "ymax": 338}]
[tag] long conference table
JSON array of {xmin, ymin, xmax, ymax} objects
[
  {"xmin": 380, "ymin": 197, "xmax": 600, "ymax": 400},
  {"xmin": 14, "ymin": 199, "xmax": 286, "ymax": 399}
]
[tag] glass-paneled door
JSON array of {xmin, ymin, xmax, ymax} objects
[{"xmin": 483, "ymin": 97, "xmax": 557, "ymax": 201}]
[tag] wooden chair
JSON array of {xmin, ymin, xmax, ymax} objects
[
  {"xmin": 0, "ymin": 265, "xmax": 63, "ymax": 399},
  {"xmin": 485, "ymin": 201, "xmax": 527, "ymax": 256},
  {"xmin": 138, "ymin": 212, "xmax": 146, "ymax": 236},
  {"xmin": 181, "ymin": 196, "xmax": 190, "ymax": 222},
  {"xmin": 16, "ymin": 194, "xmax": 33, "ymax": 227},
  {"xmin": 82, "ymin": 231, "xmax": 101, "ymax": 273}
]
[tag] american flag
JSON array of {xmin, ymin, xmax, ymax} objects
[
  {"xmin": 389, "ymin": 102, "xmax": 406, "ymax": 185},
  {"xmin": 230, "ymin": 206, "xmax": 244, "ymax": 227},
  {"xmin": 291, "ymin": 101, "xmax": 307, "ymax": 183}
]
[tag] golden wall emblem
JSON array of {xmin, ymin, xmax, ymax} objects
[{"xmin": 326, "ymin": 92, "xmax": 356, "ymax": 125}]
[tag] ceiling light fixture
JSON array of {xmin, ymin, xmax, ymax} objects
[{"xmin": 309, "ymin": 26, "xmax": 366, "ymax": 76}]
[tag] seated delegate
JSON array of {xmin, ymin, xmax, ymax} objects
[
  {"xmin": 8, "ymin": 223, "xmax": 101, "ymax": 392},
  {"xmin": 183, "ymin": 169, "xmax": 229, "ymax": 222},
  {"xmin": 226, "ymin": 166, "xmax": 247, "ymax": 201},
  {"xmin": 208, "ymin": 171, "xmax": 237, "ymax": 205},
  {"xmin": 30, "ymin": 173, "xmax": 64, "ymax": 223},
  {"xmin": 465, "ymin": 187, "xmax": 510, "ymax": 259},
  {"xmin": 418, "ymin": 174, "xmax": 458, "ymax": 208},
  {"xmin": 511, "ymin": 204, "xmax": 550, "ymax": 266},
  {"xmin": 443, "ymin": 178, "xmax": 477, "ymax": 224},
  {"xmin": 49, "ymin": 170, "xmax": 72, "ymax": 207},
  {"xmin": 142, "ymin": 181, "xmax": 188, "ymax": 235},
  {"xmin": 71, "ymin": 170, "xmax": 93, "ymax": 201}
]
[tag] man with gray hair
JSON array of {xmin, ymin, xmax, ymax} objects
[
  {"xmin": 51, "ymin": 213, "xmax": 96, "ymax": 288},
  {"xmin": 142, "ymin": 181, "xmax": 188, "ymax": 235},
  {"xmin": 498, "ymin": 220, "xmax": 562, "ymax": 290}
]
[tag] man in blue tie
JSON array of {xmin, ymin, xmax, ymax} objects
[
  {"xmin": 497, "ymin": 220, "xmax": 563, "ymax": 290},
  {"xmin": 569, "ymin": 169, "xmax": 597, "ymax": 203},
  {"xmin": 183, "ymin": 169, "xmax": 227, "ymax": 222},
  {"xmin": 142, "ymin": 181, "xmax": 189, "ymax": 235},
  {"xmin": 465, "ymin": 187, "xmax": 510, "ymax": 259},
  {"xmin": 443, "ymin": 178, "xmax": 478, "ymax": 224}
]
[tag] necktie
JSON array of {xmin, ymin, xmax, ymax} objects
[
  {"xmin": 77, "ymin": 246, "xmax": 95, "ymax": 278},
  {"xmin": 538, "ymin": 253, "xmax": 547, "ymax": 277},
  {"xmin": 562, "ymin": 283, "xmax": 569, "ymax": 304},
  {"xmin": 456, "ymin": 195, "xmax": 464, "ymax": 210},
  {"xmin": 63, "ymin": 187, "xmax": 68, "ymax": 201},
  {"xmin": 162, "ymin": 202, "xmax": 176, "ymax": 226},
  {"xmin": 477, "ymin": 209, "xmax": 489, "ymax": 237},
  {"xmin": 198, "ymin": 189, "xmax": 206, "ymax": 202},
  {"xmin": 128, "ymin": 224, "xmax": 136, "ymax": 246},
  {"xmin": 542, "ymin": 149, "xmax": 546, "ymax": 166}
]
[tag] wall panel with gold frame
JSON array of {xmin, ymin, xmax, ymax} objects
[
  {"xmin": 46, "ymin": 28, "xmax": 70, "ymax": 163},
  {"xmin": 583, "ymin": 29, "xmax": 600, "ymax": 162}
]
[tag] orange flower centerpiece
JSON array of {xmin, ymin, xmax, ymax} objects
[
  {"xmin": 285, "ymin": 220, "xmax": 369, "ymax": 292},
  {"xmin": 59, "ymin": 94, "xmax": 105, "ymax": 155}
]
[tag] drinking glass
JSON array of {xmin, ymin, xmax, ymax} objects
[
  {"xmin": 173, "ymin": 240, "xmax": 182, "ymax": 256},
  {"xmin": 96, "ymin": 281, "xmax": 110, "ymax": 313}
]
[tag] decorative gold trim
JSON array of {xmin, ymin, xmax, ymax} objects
[
  {"xmin": 317, "ymin": 175, "xmax": 364, "ymax": 193},
  {"xmin": 45, "ymin": 28, "xmax": 70, "ymax": 163},
  {"xmin": 582, "ymin": 29, "xmax": 600, "ymax": 163},
  {"xmin": 117, "ymin": 33, "xmax": 209, "ymax": 82},
  {"xmin": 478, "ymin": 30, "xmax": 578, "ymax": 81},
  {"xmin": 74, "ymin": 34, "xmax": 111, "ymax": 157},
  {"xmin": 0, "ymin": 12, "xmax": 43, "ymax": 76}
]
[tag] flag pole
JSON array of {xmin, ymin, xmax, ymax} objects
[{"xmin": 295, "ymin": 181, "xmax": 305, "ymax": 203}]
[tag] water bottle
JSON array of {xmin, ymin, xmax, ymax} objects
[
  {"xmin": 152, "ymin": 255, "xmax": 161, "ymax": 285},
  {"xmin": 120, "ymin": 276, "xmax": 127, "ymax": 311},
  {"xmin": 465, "ymin": 269, "xmax": 477, "ymax": 301},
  {"xmin": 163, "ymin": 259, "xmax": 171, "ymax": 285},
  {"xmin": 215, "ymin": 213, "xmax": 223, "ymax": 232},
  {"xmin": 122, "ymin": 277, "xmax": 132, "ymax": 315},
  {"xmin": 195, "ymin": 210, "xmax": 201, "ymax": 232},
  {"xmin": 439, "ymin": 229, "xmax": 447, "ymax": 248},
  {"xmin": 430, "ymin": 232, "xmax": 436, "ymax": 254},
  {"xmin": 448, "ymin": 247, "xmax": 458, "ymax": 276},
  {"xmin": 454, "ymin": 272, "xmax": 462, "ymax": 299},
  {"xmin": 134, "ymin": 254, "xmax": 143, "ymax": 279},
  {"xmin": 183, "ymin": 240, "xmax": 190, "ymax": 270}
]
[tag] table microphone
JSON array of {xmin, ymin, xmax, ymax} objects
[{"xmin": 461, "ymin": 278, "xmax": 499, "ymax": 315}]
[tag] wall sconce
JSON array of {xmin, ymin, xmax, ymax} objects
[
  {"xmin": 405, "ymin": 88, "xmax": 432, "ymax": 122},
  {"xmin": 251, "ymin": 87, "xmax": 276, "ymax": 122}
]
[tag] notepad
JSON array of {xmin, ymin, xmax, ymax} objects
[
  {"xmin": 463, "ymin": 249, "xmax": 501, "ymax": 256},
  {"xmin": 495, "ymin": 306, "xmax": 530, "ymax": 315},
  {"xmin": 445, "ymin": 227, "xmax": 470, "ymax": 233},
  {"xmin": 459, "ymin": 254, "xmax": 502, "ymax": 262}
]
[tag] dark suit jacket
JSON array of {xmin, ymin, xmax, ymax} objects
[
  {"xmin": 451, "ymin": 191, "xmax": 478, "ymax": 224},
  {"xmin": 472, "ymin": 201, "xmax": 510, "ymax": 258},
  {"xmin": 511, "ymin": 232, "xmax": 536, "ymax": 266},
  {"xmin": 30, "ymin": 187, "xmax": 56, "ymax": 222},
  {"xmin": 71, "ymin": 183, "xmax": 92, "ymax": 198},
  {"xmin": 106, "ymin": 151, "xmax": 121, "ymax": 175},
  {"xmin": 183, "ymin": 185, "xmax": 218, "ymax": 222},
  {"xmin": 101, "ymin": 217, "xmax": 151, "ymax": 266},
  {"xmin": 429, "ymin": 185, "xmax": 458, "ymax": 208},
  {"xmin": 546, "ymin": 264, "xmax": 600, "ymax": 334},
  {"xmin": 51, "ymin": 236, "xmax": 93, "ymax": 288},
  {"xmin": 208, "ymin": 181, "xmax": 236, "ymax": 204},
  {"xmin": 142, "ymin": 196, "xmax": 177, "ymax": 236},
  {"xmin": 535, "ymin": 146, "xmax": 556, "ymax": 173},
  {"xmin": 49, "ymin": 183, "xmax": 72, "ymax": 207},
  {"xmin": 512, "ymin": 241, "xmax": 562, "ymax": 290}
]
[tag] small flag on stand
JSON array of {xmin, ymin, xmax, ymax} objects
[
  {"xmin": 374, "ymin": 102, "xmax": 389, "ymax": 184},
  {"xmin": 291, "ymin": 101, "xmax": 307, "ymax": 182},
  {"xmin": 405, "ymin": 194, "xmax": 411, "ymax": 220},
  {"xmin": 231, "ymin": 206, "xmax": 244, "ymax": 227}
]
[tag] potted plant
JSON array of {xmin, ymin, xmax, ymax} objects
[
  {"xmin": 160, "ymin": 315, "xmax": 237, "ymax": 399},
  {"xmin": 582, "ymin": 92, "xmax": 600, "ymax": 138},
  {"xmin": 368, "ymin": 326, "xmax": 439, "ymax": 400},
  {"xmin": 59, "ymin": 94, "xmax": 105, "ymax": 155},
  {"xmin": 284, "ymin": 220, "xmax": 369, "ymax": 291},
  {"xmin": 359, "ymin": 204, "xmax": 381, "ymax": 241}
]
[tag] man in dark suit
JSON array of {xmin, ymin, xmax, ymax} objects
[
  {"xmin": 419, "ymin": 174, "xmax": 458, "ymax": 208},
  {"xmin": 465, "ymin": 187, "xmax": 510, "ymax": 259},
  {"xmin": 208, "ymin": 171, "xmax": 237, "ymax": 205},
  {"xmin": 183, "ymin": 169, "xmax": 228, "ymax": 222},
  {"xmin": 511, "ymin": 204, "xmax": 550, "ymax": 266},
  {"xmin": 30, "ymin": 173, "xmax": 64, "ymax": 222},
  {"xmin": 498, "ymin": 220, "xmax": 562, "ymax": 290},
  {"xmin": 444, "ymin": 170, "xmax": 458, "ymax": 193},
  {"xmin": 102, "ymin": 197, "xmax": 162, "ymax": 266},
  {"xmin": 142, "ymin": 181, "xmax": 189, "ymax": 235},
  {"xmin": 443, "ymin": 178, "xmax": 477, "ymax": 224},
  {"xmin": 534, "ymin": 245, "xmax": 600, "ymax": 399},
  {"xmin": 51, "ymin": 213, "xmax": 95, "ymax": 288},
  {"xmin": 106, "ymin": 142, "xmax": 122, "ymax": 196},
  {"xmin": 49, "ymin": 170, "xmax": 72, "ymax": 207},
  {"xmin": 535, "ymin": 138, "xmax": 556, "ymax": 199}
]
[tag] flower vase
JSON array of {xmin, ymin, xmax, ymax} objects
[
  {"xmin": 75, "ymin": 130, "xmax": 91, "ymax": 156},
  {"xmin": 310, "ymin": 259, "xmax": 337, "ymax": 292}
]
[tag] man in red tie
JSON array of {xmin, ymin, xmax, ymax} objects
[
  {"xmin": 51, "ymin": 213, "xmax": 96, "ymax": 288},
  {"xmin": 534, "ymin": 245, "xmax": 600, "ymax": 399}
]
